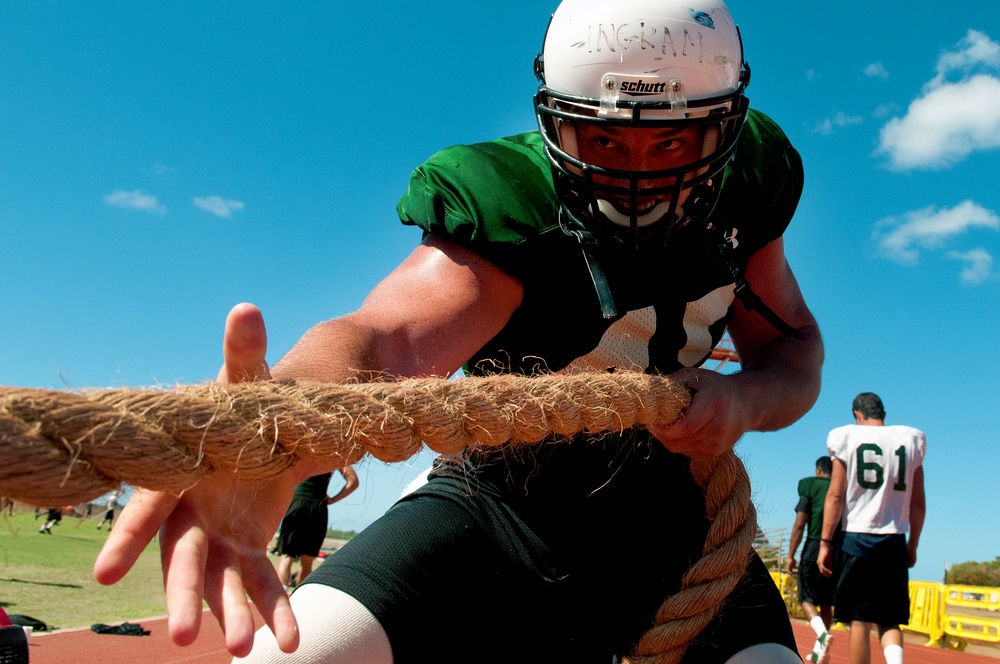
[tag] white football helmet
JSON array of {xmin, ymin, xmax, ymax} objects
[{"xmin": 534, "ymin": 0, "xmax": 750, "ymax": 248}]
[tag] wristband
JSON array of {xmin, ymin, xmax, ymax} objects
[{"xmin": 820, "ymin": 538, "xmax": 834, "ymax": 545}]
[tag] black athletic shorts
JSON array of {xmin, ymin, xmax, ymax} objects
[
  {"xmin": 834, "ymin": 551, "xmax": 910, "ymax": 625},
  {"xmin": 276, "ymin": 497, "xmax": 327, "ymax": 558},
  {"xmin": 305, "ymin": 439, "xmax": 796, "ymax": 664},
  {"xmin": 797, "ymin": 539, "xmax": 837, "ymax": 606}
]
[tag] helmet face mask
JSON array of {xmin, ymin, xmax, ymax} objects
[{"xmin": 534, "ymin": 0, "xmax": 750, "ymax": 250}]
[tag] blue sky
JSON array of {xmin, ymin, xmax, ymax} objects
[{"xmin": 2, "ymin": 1, "xmax": 998, "ymax": 586}]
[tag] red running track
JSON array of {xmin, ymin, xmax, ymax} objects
[{"xmin": 24, "ymin": 611, "xmax": 999, "ymax": 663}]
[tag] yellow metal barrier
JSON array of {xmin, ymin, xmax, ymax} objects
[
  {"xmin": 770, "ymin": 570, "xmax": 803, "ymax": 619},
  {"xmin": 905, "ymin": 581, "xmax": 947, "ymax": 647},
  {"xmin": 904, "ymin": 581, "xmax": 1000, "ymax": 650},
  {"xmin": 945, "ymin": 615, "xmax": 1000, "ymax": 645},
  {"xmin": 945, "ymin": 585, "xmax": 1000, "ymax": 611}
]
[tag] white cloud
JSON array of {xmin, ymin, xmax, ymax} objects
[
  {"xmin": 877, "ymin": 30, "xmax": 1000, "ymax": 170},
  {"xmin": 947, "ymin": 248, "xmax": 994, "ymax": 284},
  {"xmin": 864, "ymin": 62, "xmax": 890, "ymax": 80},
  {"xmin": 103, "ymin": 190, "xmax": 167, "ymax": 215},
  {"xmin": 814, "ymin": 111, "xmax": 864, "ymax": 135},
  {"xmin": 193, "ymin": 196, "xmax": 245, "ymax": 218},
  {"xmin": 874, "ymin": 200, "xmax": 999, "ymax": 268},
  {"xmin": 877, "ymin": 75, "xmax": 1000, "ymax": 168},
  {"xmin": 932, "ymin": 29, "xmax": 1000, "ymax": 85}
]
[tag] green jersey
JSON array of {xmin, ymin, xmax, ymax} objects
[
  {"xmin": 796, "ymin": 476, "xmax": 831, "ymax": 541},
  {"xmin": 294, "ymin": 473, "xmax": 332, "ymax": 503},
  {"xmin": 397, "ymin": 110, "xmax": 803, "ymax": 376}
]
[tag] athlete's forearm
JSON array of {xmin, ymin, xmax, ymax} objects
[
  {"xmin": 731, "ymin": 325, "xmax": 823, "ymax": 434},
  {"xmin": 821, "ymin": 492, "xmax": 844, "ymax": 542},
  {"xmin": 822, "ymin": 461, "xmax": 847, "ymax": 542},
  {"xmin": 908, "ymin": 476, "xmax": 926, "ymax": 551},
  {"xmin": 327, "ymin": 468, "xmax": 360, "ymax": 505},
  {"xmin": 272, "ymin": 316, "xmax": 397, "ymax": 384},
  {"xmin": 787, "ymin": 530, "xmax": 803, "ymax": 559},
  {"xmin": 788, "ymin": 511, "xmax": 808, "ymax": 558}
]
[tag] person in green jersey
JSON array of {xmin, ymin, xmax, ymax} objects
[
  {"xmin": 788, "ymin": 456, "xmax": 840, "ymax": 664},
  {"xmin": 96, "ymin": 0, "xmax": 824, "ymax": 662},
  {"xmin": 274, "ymin": 468, "xmax": 358, "ymax": 591}
]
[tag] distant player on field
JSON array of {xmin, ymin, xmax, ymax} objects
[
  {"xmin": 788, "ymin": 455, "xmax": 839, "ymax": 663},
  {"xmin": 820, "ymin": 392, "xmax": 926, "ymax": 664}
]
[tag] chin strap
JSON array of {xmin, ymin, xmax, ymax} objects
[
  {"xmin": 559, "ymin": 210, "xmax": 619, "ymax": 319},
  {"xmin": 716, "ymin": 238, "xmax": 809, "ymax": 341},
  {"xmin": 581, "ymin": 245, "xmax": 618, "ymax": 319}
]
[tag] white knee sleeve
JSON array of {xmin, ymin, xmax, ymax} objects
[{"xmin": 234, "ymin": 585, "xmax": 393, "ymax": 663}]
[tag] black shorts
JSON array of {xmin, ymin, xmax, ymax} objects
[
  {"xmin": 276, "ymin": 497, "xmax": 327, "ymax": 558},
  {"xmin": 797, "ymin": 539, "xmax": 837, "ymax": 606},
  {"xmin": 304, "ymin": 447, "xmax": 795, "ymax": 664},
  {"xmin": 834, "ymin": 551, "xmax": 910, "ymax": 625}
]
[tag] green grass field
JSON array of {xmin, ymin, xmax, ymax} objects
[
  {"xmin": 0, "ymin": 506, "xmax": 358, "ymax": 632},
  {"xmin": 0, "ymin": 508, "xmax": 166, "ymax": 630}
]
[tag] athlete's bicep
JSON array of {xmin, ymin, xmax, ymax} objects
[{"xmin": 352, "ymin": 234, "xmax": 524, "ymax": 377}]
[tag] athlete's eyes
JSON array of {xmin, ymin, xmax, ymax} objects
[{"xmin": 590, "ymin": 135, "xmax": 683, "ymax": 151}]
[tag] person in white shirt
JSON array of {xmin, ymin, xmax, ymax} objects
[{"xmin": 818, "ymin": 393, "xmax": 926, "ymax": 664}]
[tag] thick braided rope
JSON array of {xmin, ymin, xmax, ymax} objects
[
  {"xmin": 625, "ymin": 451, "xmax": 757, "ymax": 664},
  {"xmin": 0, "ymin": 371, "xmax": 689, "ymax": 505},
  {"xmin": 0, "ymin": 371, "xmax": 757, "ymax": 660}
]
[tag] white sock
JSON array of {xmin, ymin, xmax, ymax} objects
[
  {"xmin": 810, "ymin": 615, "xmax": 828, "ymax": 638},
  {"xmin": 884, "ymin": 644, "xmax": 903, "ymax": 664}
]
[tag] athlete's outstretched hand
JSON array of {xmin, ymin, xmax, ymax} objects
[{"xmin": 94, "ymin": 303, "xmax": 302, "ymax": 657}]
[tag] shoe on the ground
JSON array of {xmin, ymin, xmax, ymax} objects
[{"xmin": 811, "ymin": 632, "xmax": 833, "ymax": 664}]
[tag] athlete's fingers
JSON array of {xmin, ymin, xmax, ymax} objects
[
  {"xmin": 241, "ymin": 553, "xmax": 300, "ymax": 653},
  {"xmin": 218, "ymin": 303, "xmax": 270, "ymax": 383},
  {"xmin": 204, "ymin": 544, "xmax": 258, "ymax": 658},
  {"xmin": 648, "ymin": 418, "xmax": 724, "ymax": 457},
  {"xmin": 94, "ymin": 488, "xmax": 180, "ymax": 585},
  {"xmin": 159, "ymin": 499, "xmax": 210, "ymax": 647}
]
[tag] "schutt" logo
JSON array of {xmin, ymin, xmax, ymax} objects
[{"xmin": 620, "ymin": 80, "xmax": 668, "ymax": 96}]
